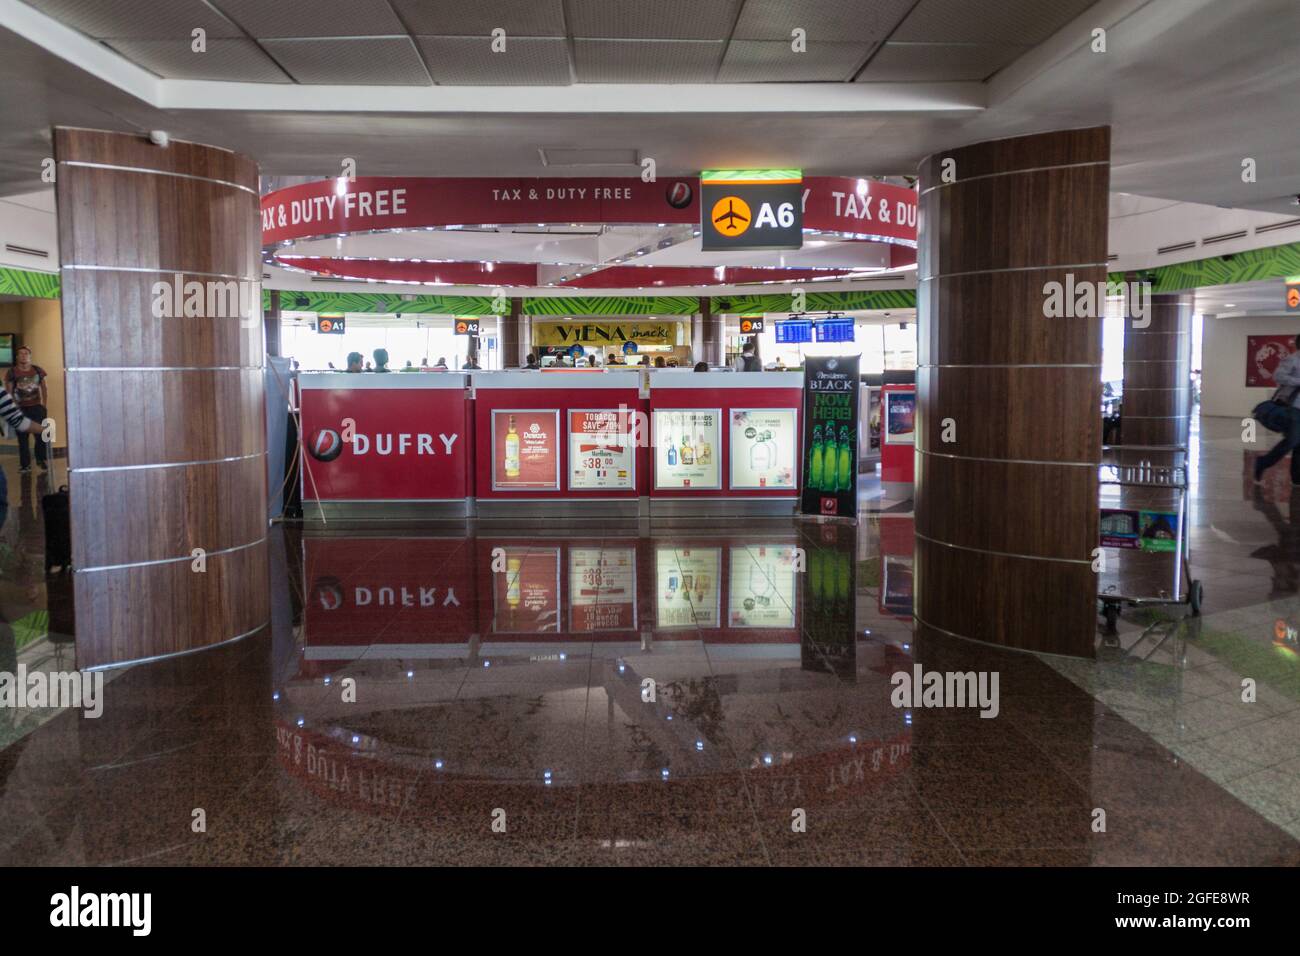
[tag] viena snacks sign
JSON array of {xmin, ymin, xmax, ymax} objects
[
  {"xmin": 533, "ymin": 321, "xmax": 679, "ymax": 348},
  {"xmin": 300, "ymin": 386, "xmax": 468, "ymax": 501}
]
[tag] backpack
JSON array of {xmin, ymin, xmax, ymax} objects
[{"xmin": 1253, "ymin": 384, "xmax": 1300, "ymax": 433}]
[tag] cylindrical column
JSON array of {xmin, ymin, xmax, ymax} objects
[
  {"xmin": 499, "ymin": 298, "xmax": 522, "ymax": 368},
  {"xmin": 55, "ymin": 128, "xmax": 269, "ymax": 670},
  {"xmin": 1121, "ymin": 291, "xmax": 1192, "ymax": 447},
  {"xmin": 915, "ymin": 127, "xmax": 1109, "ymax": 659}
]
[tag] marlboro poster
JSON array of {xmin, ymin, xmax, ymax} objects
[
  {"xmin": 568, "ymin": 409, "xmax": 635, "ymax": 490},
  {"xmin": 800, "ymin": 355, "xmax": 861, "ymax": 519}
]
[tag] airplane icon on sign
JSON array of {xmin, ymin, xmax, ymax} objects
[{"xmin": 713, "ymin": 199, "xmax": 749, "ymax": 233}]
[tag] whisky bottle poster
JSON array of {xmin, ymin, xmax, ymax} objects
[
  {"xmin": 800, "ymin": 355, "xmax": 861, "ymax": 518},
  {"xmin": 492, "ymin": 409, "xmax": 559, "ymax": 490}
]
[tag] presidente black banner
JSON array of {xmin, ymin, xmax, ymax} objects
[{"xmin": 800, "ymin": 355, "xmax": 861, "ymax": 519}]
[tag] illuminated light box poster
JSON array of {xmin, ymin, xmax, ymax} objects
[
  {"xmin": 653, "ymin": 408, "xmax": 721, "ymax": 489},
  {"xmin": 1139, "ymin": 511, "xmax": 1179, "ymax": 552},
  {"xmin": 729, "ymin": 408, "xmax": 797, "ymax": 489},
  {"xmin": 800, "ymin": 355, "xmax": 861, "ymax": 518},
  {"xmin": 569, "ymin": 548, "xmax": 637, "ymax": 631},
  {"xmin": 492, "ymin": 409, "xmax": 559, "ymax": 490},
  {"xmin": 884, "ymin": 391, "xmax": 915, "ymax": 444},
  {"xmin": 492, "ymin": 547, "xmax": 561, "ymax": 634},
  {"xmin": 568, "ymin": 409, "xmax": 635, "ymax": 490},
  {"xmin": 1100, "ymin": 509, "xmax": 1141, "ymax": 549},
  {"xmin": 728, "ymin": 545, "xmax": 797, "ymax": 628},
  {"xmin": 655, "ymin": 547, "xmax": 721, "ymax": 628}
]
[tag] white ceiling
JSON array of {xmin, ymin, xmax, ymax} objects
[{"xmin": 0, "ymin": 0, "xmax": 1296, "ymax": 219}]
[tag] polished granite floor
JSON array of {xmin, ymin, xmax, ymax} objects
[{"xmin": 0, "ymin": 416, "xmax": 1298, "ymax": 866}]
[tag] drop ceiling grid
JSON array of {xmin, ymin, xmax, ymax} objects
[{"xmin": 19, "ymin": 0, "xmax": 1106, "ymax": 84}]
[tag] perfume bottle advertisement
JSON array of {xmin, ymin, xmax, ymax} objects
[
  {"xmin": 729, "ymin": 408, "xmax": 797, "ymax": 489},
  {"xmin": 568, "ymin": 409, "xmax": 635, "ymax": 490},
  {"xmin": 655, "ymin": 546, "xmax": 721, "ymax": 628},
  {"xmin": 728, "ymin": 545, "xmax": 798, "ymax": 628},
  {"xmin": 492, "ymin": 409, "xmax": 560, "ymax": 490},
  {"xmin": 653, "ymin": 408, "xmax": 721, "ymax": 489}
]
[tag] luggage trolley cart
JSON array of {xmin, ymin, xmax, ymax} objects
[{"xmin": 1097, "ymin": 447, "xmax": 1202, "ymax": 640}]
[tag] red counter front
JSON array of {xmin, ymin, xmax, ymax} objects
[
  {"xmin": 299, "ymin": 372, "xmax": 472, "ymax": 516},
  {"xmin": 471, "ymin": 370, "xmax": 645, "ymax": 512},
  {"xmin": 647, "ymin": 370, "xmax": 803, "ymax": 515},
  {"xmin": 298, "ymin": 369, "xmax": 804, "ymax": 516}
]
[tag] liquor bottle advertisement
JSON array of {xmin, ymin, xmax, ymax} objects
[
  {"xmin": 492, "ymin": 547, "xmax": 561, "ymax": 633},
  {"xmin": 729, "ymin": 408, "xmax": 797, "ymax": 489},
  {"xmin": 653, "ymin": 408, "xmax": 721, "ymax": 489},
  {"xmin": 492, "ymin": 409, "xmax": 559, "ymax": 490},
  {"xmin": 568, "ymin": 409, "xmax": 635, "ymax": 490},
  {"xmin": 728, "ymin": 545, "xmax": 797, "ymax": 628},
  {"xmin": 569, "ymin": 548, "xmax": 637, "ymax": 631},
  {"xmin": 655, "ymin": 546, "xmax": 721, "ymax": 628},
  {"xmin": 800, "ymin": 355, "xmax": 861, "ymax": 518}
]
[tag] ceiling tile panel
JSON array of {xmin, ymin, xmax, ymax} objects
[
  {"xmin": 391, "ymin": 0, "xmax": 567, "ymax": 37},
  {"xmin": 415, "ymin": 36, "xmax": 572, "ymax": 85},
  {"xmin": 262, "ymin": 37, "xmax": 432, "ymax": 85},
  {"xmin": 892, "ymin": 0, "xmax": 1100, "ymax": 46},
  {"xmin": 856, "ymin": 41, "xmax": 1028, "ymax": 82},
  {"xmin": 104, "ymin": 37, "xmax": 291, "ymax": 81},
  {"xmin": 22, "ymin": 0, "xmax": 244, "ymax": 39},
  {"xmin": 210, "ymin": 0, "xmax": 407, "ymax": 38},
  {"xmin": 732, "ymin": 0, "xmax": 915, "ymax": 43},
  {"xmin": 718, "ymin": 39, "xmax": 873, "ymax": 82},
  {"xmin": 574, "ymin": 39, "xmax": 725, "ymax": 83},
  {"xmin": 568, "ymin": 0, "xmax": 742, "ymax": 40}
]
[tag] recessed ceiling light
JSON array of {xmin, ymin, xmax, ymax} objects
[{"xmin": 1224, "ymin": 303, "xmax": 1237, "ymax": 308}]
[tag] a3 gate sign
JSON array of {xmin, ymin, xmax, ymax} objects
[{"xmin": 701, "ymin": 170, "xmax": 803, "ymax": 252}]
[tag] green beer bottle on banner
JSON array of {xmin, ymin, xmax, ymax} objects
[
  {"xmin": 820, "ymin": 426, "xmax": 837, "ymax": 491},
  {"xmin": 837, "ymin": 425, "xmax": 853, "ymax": 492},
  {"xmin": 807, "ymin": 424, "xmax": 823, "ymax": 489}
]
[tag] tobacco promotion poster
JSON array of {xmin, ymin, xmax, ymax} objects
[{"xmin": 568, "ymin": 409, "xmax": 635, "ymax": 490}]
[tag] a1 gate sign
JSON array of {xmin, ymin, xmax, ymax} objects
[{"xmin": 701, "ymin": 169, "xmax": 803, "ymax": 252}]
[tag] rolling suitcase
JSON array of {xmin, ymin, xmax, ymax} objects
[{"xmin": 41, "ymin": 484, "xmax": 71, "ymax": 574}]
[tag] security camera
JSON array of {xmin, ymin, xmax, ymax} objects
[{"xmin": 148, "ymin": 130, "xmax": 169, "ymax": 148}]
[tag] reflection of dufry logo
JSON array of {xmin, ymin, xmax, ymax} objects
[
  {"xmin": 309, "ymin": 428, "xmax": 343, "ymax": 462},
  {"xmin": 666, "ymin": 181, "xmax": 693, "ymax": 209},
  {"xmin": 313, "ymin": 577, "xmax": 344, "ymax": 611},
  {"xmin": 1274, "ymin": 618, "xmax": 1298, "ymax": 649}
]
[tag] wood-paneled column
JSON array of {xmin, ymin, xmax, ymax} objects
[
  {"xmin": 1121, "ymin": 291, "xmax": 1192, "ymax": 447},
  {"xmin": 499, "ymin": 298, "xmax": 523, "ymax": 368},
  {"xmin": 914, "ymin": 127, "xmax": 1109, "ymax": 659},
  {"xmin": 54, "ymin": 128, "xmax": 269, "ymax": 670}
]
